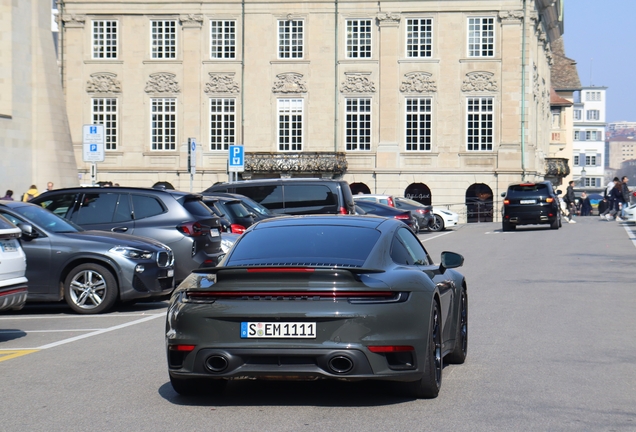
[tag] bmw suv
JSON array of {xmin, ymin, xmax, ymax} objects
[
  {"xmin": 501, "ymin": 182, "xmax": 562, "ymax": 231},
  {"xmin": 31, "ymin": 187, "xmax": 223, "ymax": 283}
]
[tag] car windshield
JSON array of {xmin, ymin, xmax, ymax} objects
[
  {"xmin": 13, "ymin": 205, "xmax": 82, "ymax": 233},
  {"xmin": 226, "ymin": 225, "xmax": 380, "ymax": 267},
  {"xmin": 397, "ymin": 197, "xmax": 426, "ymax": 207},
  {"xmin": 240, "ymin": 196, "xmax": 272, "ymax": 216}
]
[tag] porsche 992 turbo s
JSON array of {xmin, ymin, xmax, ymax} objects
[{"xmin": 166, "ymin": 215, "xmax": 468, "ymax": 398}]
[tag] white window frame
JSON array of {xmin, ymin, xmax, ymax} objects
[
  {"xmin": 467, "ymin": 17, "xmax": 494, "ymax": 57},
  {"xmin": 346, "ymin": 19, "xmax": 372, "ymax": 59},
  {"xmin": 278, "ymin": 20, "xmax": 304, "ymax": 59},
  {"xmin": 210, "ymin": 20, "xmax": 236, "ymax": 59},
  {"xmin": 584, "ymin": 177, "xmax": 601, "ymax": 187},
  {"xmin": 466, "ymin": 97, "xmax": 494, "ymax": 151},
  {"xmin": 91, "ymin": 98, "xmax": 118, "ymax": 150},
  {"xmin": 209, "ymin": 98, "xmax": 235, "ymax": 151},
  {"xmin": 574, "ymin": 130, "xmax": 581, "ymax": 141},
  {"xmin": 406, "ymin": 18, "xmax": 432, "ymax": 58},
  {"xmin": 573, "ymin": 155, "xmax": 580, "ymax": 166},
  {"xmin": 573, "ymin": 109, "xmax": 582, "ymax": 120},
  {"xmin": 586, "ymin": 110, "xmax": 600, "ymax": 121},
  {"xmin": 150, "ymin": 98, "xmax": 177, "ymax": 151},
  {"xmin": 151, "ymin": 20, "xmax": 177, "ymax": 59},
  {"xmin": 585, "ymin": 155, "xmax": 597, "ymax": 166},
  {"xmin": 345, "ymin": 98, "xmax": 372, "ymax": 151},
  {"xmin": 277, "ymin": 99, "xmax": 303, "ymax": 151},
  {"xmin": 405, "ymin": 98, "xmax": 432, "ymax": 151},
  {"xmin": 92, "ymin": 20, "xmax": 118, "ymax": 59}
]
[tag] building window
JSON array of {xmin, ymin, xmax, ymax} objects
[
  {"xmin": 278, "ymin": 99, "xmax": 303, "ymax": 151},
  {"xmin": 573, "ymin": 155, "xmax": 579, "ymax": 166},
  {"xmin": 92, "ymin": 20, "xmax": 117, "ymax": 59},
  {"xmin": 406, "ymin": 18, "xmax": 432, "ymax": 58},
  {"xmin": 278, "ymin": 20, "xmax": 303, "ymax": 59},
  {"xmin": 210, "ymin": 98, "xmax": 235, "ymax": 150},
  {"xmin": 210, "ymin": 20, "xmax": 235, "ymax": 59},
  {"xmin": 151, "ymin": 20, "xmax": 177, "ymax": 59},
  {"xmin": 551, "ymin": 108, "xmax": 561, "ymax": 128},
  {"xmin": 345, "ymin": 98, "xmax": 371, "ymax": 151},
  {"xmin": 586, "ymin": 110, "xmax": 600, "ymax": 121},
  {"xmin": 466, "ymin": 97, "xmax": 493, "ymax": 151},
  {"xmin": 346, "ymin": 19, "xmax": 372, "ymax": 59},
  {"xmin": 92, "ymin": 98, "xmax": 117, "ymax": 150},
  {"xmin": 151, "ymin": 98, "xmax": 176, "ymax": 151},
  {"xmin": 585, "ymin": 130, "xmax": 602, "ymax": 141},
  {"xmin": 467, "ymin": 17, "xmax": 494, "ymax": 57},
  {"xmin": 573, "ymin": 109, "xmax": 582, "ymax": 120},
  {"xmin": 405, "ymin": 98, "xmax": 432, "ymax": 151},
  {"xmin": 574, "ymin": 130, "xmax": 581, "ymax": 141},
  {"xmin": 585, "ymin": 91, "xmax": 601, "ymax": 101},
  {"xmin": 584, "ymin": 178, "xmax": 601, "ymax": 187},
  {"xmin": 585, "ymin": 155, "xmax": 597, "ymax": 166}
]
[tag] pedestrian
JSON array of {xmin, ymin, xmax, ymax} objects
[
  {"xmin": 579, "ymin": 191, "xmax": 592, "ymax": 216},
  {"xmin": 563, "ymin": 180, "xmax": 576, "ymax": 219},
  {"xmin": 606, "ymin": 180, "xmax": 623, "ymax": 221},
  {"xmin": 1, "ymin": 190, "xmax": 14, "ymax": 200},
  {"xmin": 47, "ymin": 181, "xmax": 54, "ymax": 191},
  {"xmin": 620, "ymin": 176, "xmax": 630, "ymax": 219},
  {"xmin": 599, "ymin": 177, "xmax": 619, "ymax": 219},
  {"xmin": 22, "ymin": 185, "xmax": 39, "ymax": 201}
]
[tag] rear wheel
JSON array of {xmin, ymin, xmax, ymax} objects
[
  {"xmin": 446, "ymin": 288, "xmax": 468, "ymax": 364},
  {"xmin": 401, "ymin": 302, "xmax": 442, "ymax": 398},
  {"xmin": 170, "ymin": 376, "xmax": 227, "ymax": 396},
  {"xmin": 63, "ymin": 263, "xmax": 118, "ymax": 314},
  {"xmin": 502, "ymin": 221, "xmax": 512, "ymax": 232},
  {"xmin": 550, "ymin": 218, "xmax": 559, "ymax": 230},
  {"xmin": 412, "ymin": 219, "xmax": 420, "ymax": 233},
  {"xmin": 429, "ymin": 215, "xmax": 445, "ymax": 232}
]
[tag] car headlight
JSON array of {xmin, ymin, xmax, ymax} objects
[{"xmin": 110, "ymin": 246, "xmax": 153, "ymax": 260}]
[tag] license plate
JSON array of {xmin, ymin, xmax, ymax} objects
[
  {"xmin": 0, "ymin": 240, "xmax": 17, "ymax": 252},
  {"xmin": 241, "ymin": 322, "xmax": 316, "ymax": 338},
  {"xmin": 210, "ymin": 229, "xmax": 220, "ymax": 237},
  {"xmin": 520, "ymin": 199, "xmax": 536, "ymax": 204},
  {"xmin": 167, "ymin": 269, "xmax": 174, "ymax": 277}
]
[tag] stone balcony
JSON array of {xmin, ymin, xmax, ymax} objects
[
  {"xmin": 545, "ymin": 157, "xmax": 570, "ymax": 178},
  {"xmin": 243, "ymin": 152, "xmax": 348, "ymax": 178}
]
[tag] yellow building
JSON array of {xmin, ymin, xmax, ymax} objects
[{"xmin": 57, "ymin": 0, "xmax": 564, "ymax": 219}]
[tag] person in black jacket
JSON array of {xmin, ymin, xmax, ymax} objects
[
  {"xmin": 620, "ymin": 176, "xmax": 630, "ymax": 219},
  {"xmin": 579, "ymin": 191, "xmax": 592, "ymax": 216},
  {"xmin": 564, "ymin": 181, "xmax": 576, "ymax": 219}
]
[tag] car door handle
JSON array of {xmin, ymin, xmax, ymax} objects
[{"xmin": 112, "ymin": 227, "xmax": 128, "ymax": 233}]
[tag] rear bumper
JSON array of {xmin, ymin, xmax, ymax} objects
[
  {"xmin": 503, "ymin": 206, "xmax": 559, "ymax": 225},
  {"xmin": 0, "ymin": 283, "xmax": 28, "ymax": 311}
]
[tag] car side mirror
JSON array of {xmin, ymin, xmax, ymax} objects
[
  {"xmin": 439, "ymin": 251, "xmax": 464, "ymax": 273},
  {"xmin": 18, "ymin": 222, "xmax": 38, "ymax": 239},
  {"xmin": 556, "ymin": 190, "xmax": 562, "ymax": 195},
  {"xmin": 500, "ymin": 192, "xmax": 506, "ymax": 197}
]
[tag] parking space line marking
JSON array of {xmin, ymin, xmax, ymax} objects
[
  {"xmin": 419, "ymin": 231, "xmax": 453, "ymax": 242},
  {"xmin": 0, "ymin": 329, "xmax": 102, "ymax": 334},
  {"xmin": 0, "ymin": 312, "xmax": 164, "ymax": 321},
  {"xmin": 0, "ymin": 350, "xmax": 39, "ymax": 362},
  {"xmin": 36, "ymin": 313, "xmax": 165, "ymax": 350},
  {"xmin": 622, "ymin": 223, "xmax": 636, "ymax": 248}
]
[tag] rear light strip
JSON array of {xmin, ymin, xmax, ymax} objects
[
  {"xmin": 368, "ymin": 345, "xmax": 414, "ymax": 353},
  {"xmin": 184, "ymin": 290, "xmax": 408, "ymax": 304}
]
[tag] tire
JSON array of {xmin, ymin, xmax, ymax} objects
[
  {"xmin": 550, "ymin": 218, "xmax": 559, "ymax": 230},
  {"xmin": 502, "ymin": 221, "xmax": 511, "ymax": 232},
  {"xmin": 63, "ymin": 263, "xmax": 118, "ymax": 314},
  {"xmin": 170, "ymin": 376, "xmax": 227, "ymax": 396},
  {"xmin": 429, "ymin": 215, "xmax": 445, "ymax": 232},
  {"xmin": 412, "ymin": 219, "xmax": 420, "ymax": 233},
  {"xmin": 402, "ymin": 302, "xmax": 442, "ymax": 399},
  {"xmin": 446, "ymin": 287, "xmax": 468, "ymax": 364}
]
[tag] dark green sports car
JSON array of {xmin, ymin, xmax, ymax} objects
[{"xmin": 166, "ymin": 215, "xmax": 467, "ymax": 398}]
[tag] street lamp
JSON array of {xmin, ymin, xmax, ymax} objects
[{"xmin": 580, "ymin": 167, "xmax": 587, "ymax": 187}]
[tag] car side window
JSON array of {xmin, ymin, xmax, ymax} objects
[
  {"xmin": 76, "ymin": 193, "xmax": 119, "ymax": 224},
  {"xmin": 390, "ymin": 236, "xmax": 415, "ymax": 265},
  {"xmin": 131, "ymin": 194, "xmax": 165, "ymax": 219},
  {"xmin": 0, "ymin": 212, "xmax": 22, "ymax": 226},
  {"xmin": 113, "ymin": 194, "xmax": 132, "ymax": 222},
  {"xmin": 237, "ymin": 185, "xmax": 284, "ymax": 211},
  {"xmin": 36, "ymin": 193, "xmax": 79, "ymax": 219},
  {"xmin": 284, "ymin": 185, "xmax": 336, "ymax": 210},
  {"xmin": 394, "ymin": 227, "xmax": 430, "ymax": 265}
]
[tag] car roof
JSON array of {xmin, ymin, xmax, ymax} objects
[
  {"xmin": 211, "ymin": 178, "xmax": 346, "ymax": 186},
  {"xmin": 354, "ymin": 194, "xmax": 394, "ymax": 198},
  {"xmin": 250, "ymin": 214, "xmax": 391, "ymax": 230},
  {"xmin": 35, "ymin": 186, "xmax": 202, "ymax": 199}
]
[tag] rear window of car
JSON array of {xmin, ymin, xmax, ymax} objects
[
  {"xmin": 506, "ymin": 184, "xmax": 550, "ymax": 198},
  {"xmin": 226, "ymin": 225, "xmax": 380, "ymax": 267},
  {"xmin": 284, "ymin": 185, "xmax": 336, "ymax": 211},
  {"xmin": 182, "ymin": 198, "xmax": 215, "ymax": 217}
]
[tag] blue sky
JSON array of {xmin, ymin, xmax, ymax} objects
[{"xmin": 562, "ymin": 0, "xmax": 636, "ymax": 123}]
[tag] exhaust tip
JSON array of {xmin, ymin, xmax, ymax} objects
[
  {"xmin": 205, "ymin": 355, "xmax": 229, "ymax": 373},
  {"xmin": 328, "ymin": 355, "xmax": 354, "ymax": 374}
]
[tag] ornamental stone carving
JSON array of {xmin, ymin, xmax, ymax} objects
[
  {"xmin": 205, "ymin": 73, "xmax": 240, "ymax": 94},
  {"xmin": 341, "ymin": 73, "xmax": 376, "ymax": 94},
  {"xmin": 400, "ymin": 72, "xmax": 437, "ymax": 94},
  {"xmin": 86, "ymin": 73, "xmax": 122, "ymax": 93},
  {"xmin": 461, "ymin": 72, "xmax": 498, "ymax": 92},
  {"xmin": 179, "ymin": 14, "xmax": 203, "ymax": 28},
  {"xmin": 498, "ymin": 10, "xmax": 524, "ymax": 22},
  {"xmin": 144, "ymin": 73, "xmax": 180, "ymax": 94},
  {"xmin": 272, "ymin": 73, "xmax": 307, "ymax": 94},
  {"xmin": 245, "ymin": 152, "xmax": 348, "ymax": 176},
  {"xmin": 61, "ymin": 14, "xmax": 86, "ymax": 28},
  {"xmin": 377, "ymin": 12, "xmax": 400, "ymax": 27}
]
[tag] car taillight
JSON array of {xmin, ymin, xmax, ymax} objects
[
  {"xmin": 230, "ymin": 224, "xmax": 246, "ymax": 234},
  {"xmin": 503, "ymin": 199, "xmax": 510, "ymax": 205},
  {"xmin": 546, "ymin": 197, "xmax": 554, "ymax": 203},
  {"xmin": 368, "ymin": 346, "xmax": 414, "ymax": 353},
  {"xmin": 339, "ymin": 206, "xmax": 348, "ymax": 214},
  {"xmin": 394, "ymin": 214, "xmax": 410, "ymax": 220},
  {"xmin": 176, "ymin": 221, "xmax": 209, "ymax": 237},
  {"xmin": 416, "ymin": 209, "xmax": 430, "ymax": 215},
  {"xmin": 387, "ymin": 197, "xmax": 394, "ymax": 207},
  {"xmin": 168, "ymin": 344, "xmax": 196, "ymax": 352}
]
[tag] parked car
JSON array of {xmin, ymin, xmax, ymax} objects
[
  {"xmin": 501, "ymin": 181, "xmax": 562, "ymax": 231},
  {"xmin": 353, "ymin": 200, "xmax": 419, "ymax": 233},
  {"xmin": 31, "ymin": 187, "xmax": 223, "ymax": 283},
  {"xmin": 622, "ymin": 203, "xmax": 636, "ymax": 223},
  {"xmin": 0, "ymin": 201, "xmax": 174, "ymax": 314},
  {"xmin": 199, "ymin": 192, "xmax": 276, "ymax": 221},
  {"xmin": 354, "ymin": 195, "xmax": 434, "ymax": 232},
  {"xmin": 166, "ymin": 215, "xmax": 467, "ymax": 399},
  {"xmin": 0, "ymin": 213, "xmax": 28, "ymax": 311},
  {"xmin": 201, "ymin": 195, "xmax": 258, "ymax": 234},
  {"xmin": 428, "ymin": 208, "xmax": 460, "ymax": 232},
  {"xmin": 203, "ymin": 178, "xmax": 355, "ymax": 215}
]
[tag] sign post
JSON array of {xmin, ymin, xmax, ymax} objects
[
  {"xmin": 82, "ymin": 124, "xmax": 105, "ymax": 185},
  {"xmin": 228, "ymin": 145, "xmax": 245, "ymax": 183},
  {"xmin": 188, "ymin": 138, "xmax": 197, "ymax": 192}
]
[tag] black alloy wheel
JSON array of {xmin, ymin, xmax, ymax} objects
[
  {"xmin": 429, "ymin": 214, "xmax": 445, "ymax": 232},
  {"xmin": 446, "ymin": 287, "xmax": 468, "ymax": 364}
]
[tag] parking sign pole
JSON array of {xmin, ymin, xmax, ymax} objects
[{"xmin": 91, "ymin": 163, "xmax": 97, "ymax": 186}]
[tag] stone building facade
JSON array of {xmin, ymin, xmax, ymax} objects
[{"xmin": 57, "ymin": 0, "xmax": 563, "ymax": 219}]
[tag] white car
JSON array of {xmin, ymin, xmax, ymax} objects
[
  {"xmin": 430, "ymin": 208, "xmax": 460, "ymax": 232},
  {"xmin": 0, "ymin": 213, "xmax": 28, "ymax": 311},
  {"xmin": 623, "ymin": 203, "xmax": 636, "ymax": 223}
]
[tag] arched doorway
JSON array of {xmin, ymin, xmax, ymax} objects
[
  {"xmin": 465, "ymin": 183, "xmax": 493, "ymax": 223},
  {"xmin": 404, "ymin": 183, "xmax": 432, "ymax": 205},
  {"xmin": 350, "ymin": 182, "xmax": 371, "ymax": 195}
]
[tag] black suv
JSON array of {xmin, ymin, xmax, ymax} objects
[
  {"xmin": 31, "ymin": 187, "xmax": 223, "ymax": 283},
  {"xmin": 501, "ymin": 181, "xmax": 562, "ymax": 231},
  {"xmin": 203, "ymin": 178, "xmax": 356, "ymax": 215}
]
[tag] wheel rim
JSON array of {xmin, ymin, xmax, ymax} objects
[
  {"xmin": 432, "ymin": 307, "xmax": 442, "ymax": 385},
  {"xmin": 459, "ymin": 291, "xmax": 468, "ymax": 355},
  {"xmin": 69, "ymin": 270, "xmax": 107, "ymax": 310},
  {"xmin": 431, "ymin": 215, "xmax": 443, "ymax": 231}
]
